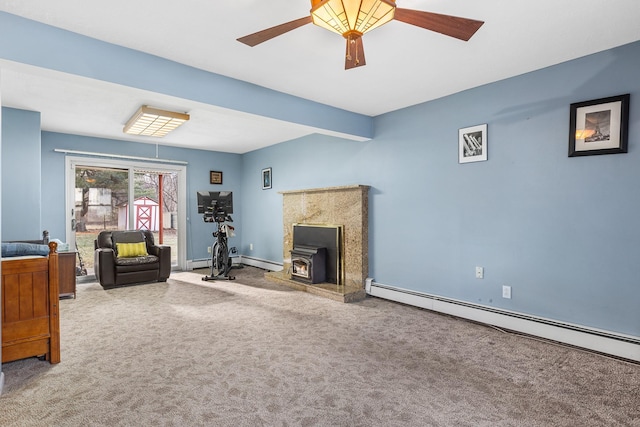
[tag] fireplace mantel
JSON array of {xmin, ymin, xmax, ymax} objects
[
  {"xmin": 279, "ymin": 184, "xmax": 368, "ymax": 195},
  {"xmin": 267, "ymin": 185, "xmax": 369, "ymax": 302}
]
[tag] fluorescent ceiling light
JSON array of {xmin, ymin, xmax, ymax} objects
[{"xmin": 123, "ymin": 105, "xmax": 189, "ymax": 137}]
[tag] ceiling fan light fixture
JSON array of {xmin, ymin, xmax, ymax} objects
[
  {"xmin": 310, "ymin": 0, "xmax": 396, "ymax": 37},
  {"xmin": 123, "ymin": 105, "xmax": 189, "ymax": 138},
  {"xmin": 237, "ymin": 2, "xmax": 483, "ymax": 71}
]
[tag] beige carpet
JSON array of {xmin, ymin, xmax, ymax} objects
[{"xmin": 1, "ymin": 266, "xmax": 638, "ymax": 426}]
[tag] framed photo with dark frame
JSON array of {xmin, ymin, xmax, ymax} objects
[
  {"xmin": 569, "ymin": 94, "xmax": 630, "ymax": 157},
  {"xmin": 209, "ymin": 170, "xmax": 223, "ymax": 185},
  {"xmin": 459, "ymin": 124, "xmax": 487, "ymax": 164},
  {"xmin": 262, "ymin": 167, "xmax": 272, "ymax": 190}
]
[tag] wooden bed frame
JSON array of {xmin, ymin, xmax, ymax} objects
[{"xmin": 2, "ymin": 242, "xmax": 60, "ymax": 364}]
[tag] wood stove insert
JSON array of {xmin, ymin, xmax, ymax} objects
[
  {"xmin": 290, "ymin": 245, "xmax": 326, "ymax": 284},
  {"xmin": 291, "ymin": 223, "xmax": 343, "ymax": 285}
]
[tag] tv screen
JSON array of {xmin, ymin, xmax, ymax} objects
[{"xmin": 197, "ymin": 191, "xmax": 233, "ymax": 214}]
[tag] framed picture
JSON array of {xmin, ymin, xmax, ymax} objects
[
  {"xmin": 459, "ymin": 124, "xmax": 487, "ymax": 163},
  {"xmin": 569, "ymin": 94, "xmax": 630, "ymax": 157},
  {"xmin": 262, "ymin": 167, "xmax": 272, "ymax": 190},
  {"xmin": 209, "ymin": 170, "xmax": 223, "ymax": 185}
]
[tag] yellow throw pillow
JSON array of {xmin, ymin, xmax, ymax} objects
[{"xmin": 116, "ymin": 242, "xmax": 148, "ymax": 258}]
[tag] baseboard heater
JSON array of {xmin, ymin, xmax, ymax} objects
[
  {"xmin": 240, "ymin": 256, "xmax": 283, "ymax": 272},
  {"xmin": 366, "ymin": 280, "xmax": 639, "ymax": 362},
  {"xmin": 188, "ymin": 255, "xmax": 247, "ymax": 271},
  {"xmin": 187, "ymin": 258, "xmax": 212, "ymax": 270},
  {"xmin": 189, "ymin": 256, "xmax": 283, "ymax": 272}
]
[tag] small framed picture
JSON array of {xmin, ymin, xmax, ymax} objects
[
  {"xmin": 459, "ymin": 124, "xmax": 487, "ymax": 163},
  {"xmin": 262, "ymin": 167, "xmax": 272, "ymax": 190},
  {"xmin": 568, "ymin": 94, "xmax": 629, "ymax": 157},
  {"xmin": 210, "ymin": 170, "xmax": 223, "ymax": 185}
]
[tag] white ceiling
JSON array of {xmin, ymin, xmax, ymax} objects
[{"xmin": 1, "ymin": 0, "xmax": 640, "ymax": 153}]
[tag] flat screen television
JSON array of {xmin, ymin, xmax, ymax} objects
[{"xmin": 197, "ymin": 191, "xmax": 233, "ymax": 215}]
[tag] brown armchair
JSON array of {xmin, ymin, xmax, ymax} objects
[{"xmin": 94, "ymin": 230, "xmax": 171, "ymax": 289}]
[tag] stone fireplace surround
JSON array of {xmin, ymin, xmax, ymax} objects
[{"xmin": 266, "ymin": 185, "xmax": 369, "ymax": 302}]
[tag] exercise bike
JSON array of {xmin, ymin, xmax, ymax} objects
[{"xmin": 202, "ymin": 208, "xmax": 236, "ymax": 281}]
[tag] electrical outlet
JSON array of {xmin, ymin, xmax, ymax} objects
[
  {"xmin": 249, "ymin": 243, "xmax": 253, "ymax": 251},
  {"xmin": 502, "ymin": 285, "xmax": 512, "ymax": 299},
  {"xmin": 207, "ymin": 246, "xmax": 211, "ymax": 254},
  {"xmin": 475, "ymin": 266, "xmax": 484, "ymax": 279}
]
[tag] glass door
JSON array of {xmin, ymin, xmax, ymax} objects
[
  {"xmin": 66, "ymin": 156, "xmax": 187, "ymax": 276},
  {"xmin": 133, "ymin": 170, "xmax": 179, "ymax": 266},
  {"xmin": 74, "ymin": 166, "xmax": 129, "ymax": 276}
]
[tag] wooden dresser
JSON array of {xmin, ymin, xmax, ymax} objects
[{"xmin": 58, "ymin": 251, "xmax": 77, "ymax": 299}]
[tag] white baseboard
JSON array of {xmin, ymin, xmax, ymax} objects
[
  {"xmin": 367, "ymin": 281, "xmax": 640, "ymax": 362},
  {"xmin": 239, "ymin": 256, "xmax": 283, "ymax": 272},
  {"xmin": 186, "ymin": 256, "xmax": 282, "ymax": 272},
  {"xmin": 186, "ymin": 259, "xmax": 208, "ymax": 270}
]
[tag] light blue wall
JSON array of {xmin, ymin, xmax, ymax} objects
[
  {"xmin": 240, "ymin": 40, "xmax": 640, "ymax": 337},
  {"xmin": 1, "ymin": 107, "xmax": 42, "ymax": 240},
  {"xmin": 240, "ymin": 134, "xmax": 371, "ymax": 262},
  {"xmin": 40, "ymin": 132, "xmax": 242, "ymax": 261},
  {"xmin": 0, "ymin": 11, "xmax": 372, "ymax": 141},
  {"xmin": 0, "ymin": 26, "xmax": 637, "ymax": 339}
]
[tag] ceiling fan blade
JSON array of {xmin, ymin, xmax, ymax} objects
[
  {"xmin": 345, "ymin": 35, "xmax": 366, "ymax": 70},
  {"xmin": 237, "ymin": 16, "xmax": 313, "ymax": 47},
  {"xmin": 394, "ymin": 8, "xmax": 484, "ymax": 41}
]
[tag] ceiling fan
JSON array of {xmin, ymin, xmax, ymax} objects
[{"xmin": 237, "ymin": 0, "xmax": 484, "ymax": 70}]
